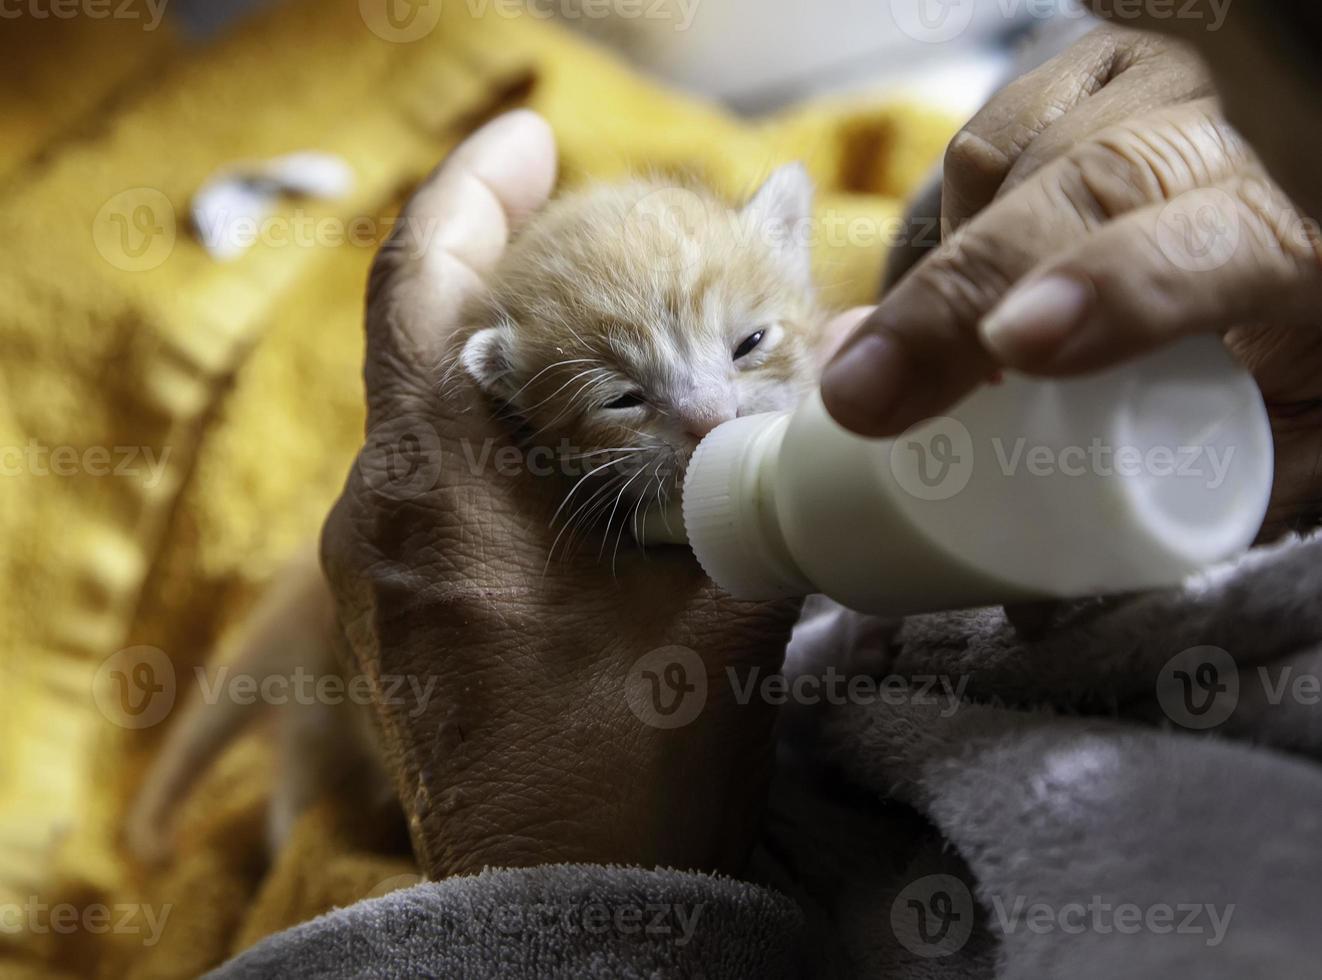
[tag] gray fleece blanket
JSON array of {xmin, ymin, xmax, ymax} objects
[{"xmin": 213, "ymin": 531, "xmax": 1322, "ymax": 979}]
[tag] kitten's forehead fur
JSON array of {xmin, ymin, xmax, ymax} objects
[{"xmin": 456, "ymin": 164, "xmax": 825, "ymax": 485}]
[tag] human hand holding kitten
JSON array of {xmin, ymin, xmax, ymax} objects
[
  {"xmin": 321, "ymin": 111, "xmax": 852, "ymax": 877},
  {"xmin": 129, "ymin": 110, "xmax": 861, "ymax": 872}
]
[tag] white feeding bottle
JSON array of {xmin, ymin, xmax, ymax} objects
[{"xmin": 646, "ymin": 336, "xmax": 1274, "ymax": 616}]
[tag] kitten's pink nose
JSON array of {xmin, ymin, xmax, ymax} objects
[{"xmin": 683, "ymin": 411, "xmax": 729, "ymax": 442}]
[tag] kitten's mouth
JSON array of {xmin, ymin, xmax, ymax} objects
[{"xmin": 547, "ymin": 453, "xmax": 685, "ymax": 562}]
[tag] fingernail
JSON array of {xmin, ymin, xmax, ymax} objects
[
  {"xmin": 819, "ymin": 306, "xmax": 877, "ymax": 365},
  {"xmin": 820, "ymin": 333, "xmax": 908, "ymax": 435},
  {"xmin": 980, "ymin": 275, "xmax": 1093, "ymax": 361}
]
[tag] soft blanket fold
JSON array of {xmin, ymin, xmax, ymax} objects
[
  {"xmin": 208, "ymin": 532, "xmax": 1322, "ymax": 979},
  {"xmin": 210, "ymin": 865, "xmax": 806, "ymax": 979}
]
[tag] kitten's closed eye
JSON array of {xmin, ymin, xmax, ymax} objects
[{"xmin": 603, "ymin": 392, "xmax": 646, "ymax": 410}]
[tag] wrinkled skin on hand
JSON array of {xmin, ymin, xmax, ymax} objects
[
  {"xmin": 823, "ymin": 22, "xmax": 1322, "ymax": 538},
  {"xmin": 1090, "ymin": 2, "xmax": 1322, "ymax": 221},
  {"xmin": 320, "ymin": 113, "xmax": 800, "ymax": 879},
  {"xmin": 939, "ymin": 25, "xmax": 1216, "ymax": 234}
]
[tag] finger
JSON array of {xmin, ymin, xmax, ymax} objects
[
  {"xmin": 365, "ymin": 110, "xmax": 557, "ymax": 409},
  {"xmin": 821, "ymin": 100, "xmax": 1250, "ymax": 437},
  {"xmin": 979, "ymin": 174, "xmax": 1322, "ymax": 375},
  {"xmin": 817, "ymin": 306, "xmax": 875, "ymax": 369},
  {"xmin": 945, "ymin": 28, "xmax": 1211, "ymax": 232},
  {"xmin": 997, "ymin": 34, "xmax": 1213, "ymax": 198},
  {"xmin": 943, "ymin": 26, "xmax": 1127, "ymax": 232}
]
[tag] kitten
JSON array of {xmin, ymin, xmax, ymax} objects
[
  {"xmin": 123, "ymin": 546, "xmax": 397, "ymax": 865},
  {"xmin": 455, "ymin": 163, "xmax": 829, "ymax": 546},
  {"xmin": 125, "ymin": 164, "xmax": 831, "ymax": 863}
]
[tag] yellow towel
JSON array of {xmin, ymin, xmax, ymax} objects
[{"xmin": 0, "ymin": 2, "xmax": 956, "ymax": 975}]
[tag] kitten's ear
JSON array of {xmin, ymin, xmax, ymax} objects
[
  {"xmin": 460, "ymin": 323, "xmax": 517, "ymax": 399},
  {"xmin": 743, "ymin": 163, "xmax": 814, "ymax": 284}
]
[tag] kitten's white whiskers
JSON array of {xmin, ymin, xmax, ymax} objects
[
  {"xmin": 598, "ymin": 466, "xmax": 650, "ymax": 561},
  {"xmin": 507, "ymin": 358, "xmax": 597, "ymax": 403},
  {"xmin": 548, "ymin": 451, "xmax": 647, "ymax": 527},
  {"xmin": 523, "ymin": 366, "xmax": 610, "ymax": 415},
  {"xmin": 545, "ymin": 472, "xmax": 627, "ymax": 572},
  {"xmin": 558, "ymin": 446, "xmax": 646, "ymax": 461}
]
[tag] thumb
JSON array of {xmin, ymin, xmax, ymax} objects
[
  {"xmin": 978, "ymin": 175, "xmax": 1322, "ymax": 375},
  {"xmin": 817, "ymin": 306, "xmax": 875, "ymax": 370},
  {"xmin": 364, "ymin": 110, "xmax": 557, "ymax": 425}
]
